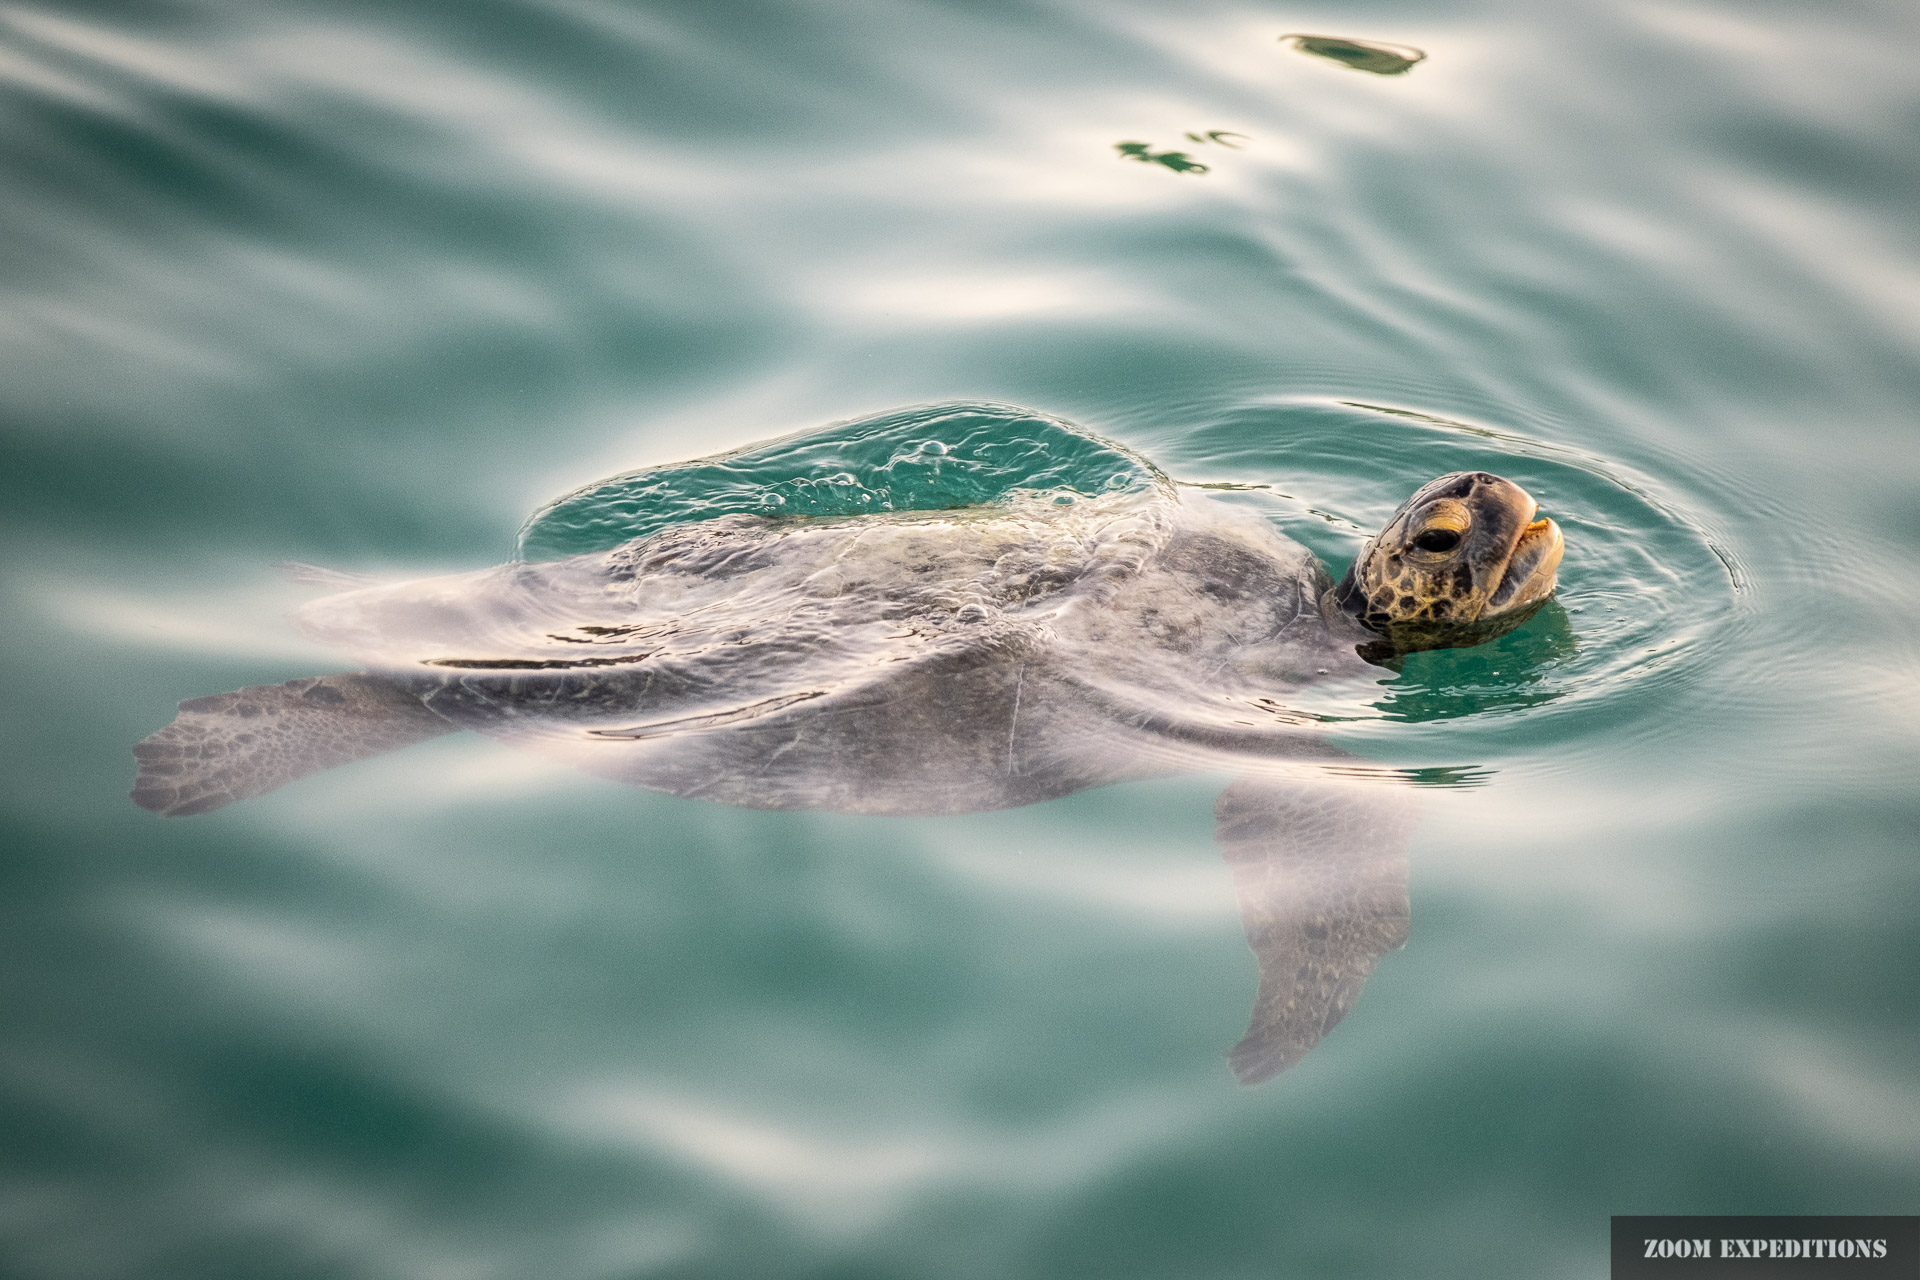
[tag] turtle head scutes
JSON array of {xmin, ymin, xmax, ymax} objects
[{"xmin": 1327, "ymin": 471, "xmax": 1564, "ymax": 654}]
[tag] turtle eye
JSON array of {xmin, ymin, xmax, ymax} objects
[{"xmin": 1414, "ymin": 528, "xmax": 1461, "ymax": 553}]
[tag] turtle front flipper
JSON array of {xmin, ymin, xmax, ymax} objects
[
  {"xmin": 1213, "ymin": 768, "xmax": 1417, "ymax": 1083},
  {"xmin": 131, "ymin": 674, "xmax": 456, "ymax": 817}
]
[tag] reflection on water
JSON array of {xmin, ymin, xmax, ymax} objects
[
  {"xmin": 1185, "ymin": 130, "xmax": 1248, "ymax": 149},
  {"xmin": 1279, "ymin": 33, "xmax": 1427, "ymax": 76},
  {"xmin": 1114, "ymin": 140, "xmax": 1210, "ymax": 174},
  {"xmin": 132, "ymin": 405, "xmax": 1569, "ymax": 1082},
  {"xmin": 1114, "ymin": 130, "xmax": 1250, "ymax": 177}
]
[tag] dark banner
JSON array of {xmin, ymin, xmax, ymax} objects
[{"xmin": 1613, "ymin": 1218, "xmax": 1919, "ymax": 1279}]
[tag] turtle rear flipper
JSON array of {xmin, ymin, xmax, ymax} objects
[
  {"xmin": 131, "ymin": 674, "xmax": 455, "ymax": 817},
  {"xmin": 1214, "ymin": 768, "xmax": 1417, "ymax": 1083}
]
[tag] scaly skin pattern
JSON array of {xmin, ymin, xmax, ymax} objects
[{"xmin": 131, "ymin": 674, "xmax": 453, "ymax": 816}]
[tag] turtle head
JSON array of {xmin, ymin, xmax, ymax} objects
[{"xmin": 1328, "ymin": 471, "xmax": 1564, "ymax": 655}]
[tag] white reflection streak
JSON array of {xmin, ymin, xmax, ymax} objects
[
  {"xmin": 829, "ymin": 273, "xmax": 1143, "ymax": 324},
  {"xmin": 928, "ymin": 842, "xmax": 1235, "ymax": 926},
  {"xmin": 31, "ymin": 580, "xmax": 339, "ymax": 661},
  {"xmin": 35, "ymin": 302, "xmax": 249, "ymax": 380},
  {"xmin": 0, "ymin": 31, "xmax": 127, "ymax": 114},
  {"xmin": 141, "ymin": 898, "xmax": 374, "ymax": 996},
  {"xmin": 2, "ymin": 6, "xmax": 261, "ymax": 103},
  {"xmin": 268, "ymin": 26, "xmax": 713, "ymax": 208},
  {"xmin": 1752, "ymin": 1031, "xmax": 1920, "ymax": 1165},
  {"xmin": 267, "ymin": 741, "xmax": 598, "ymax": 831},
  {"xmin": 558, "ymin": 1083, "xmax": 1199, "ymax": 1235},
  {"xmin": 595, "ymin": 1094, "xmax": 943, "ymax": 1195},
  {"xmin": 1711, "ymin": 176, "xmax": 1920, "ymax": 350}
]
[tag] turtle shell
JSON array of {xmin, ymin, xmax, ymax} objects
[{"xmin": 296, "ymin": 407, "xmax": 1365, "ymax": 813}]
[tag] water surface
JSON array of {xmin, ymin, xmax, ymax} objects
[{"xmin": 3, "ymin": 1, "xmax": 1918, "ymax": 1277}]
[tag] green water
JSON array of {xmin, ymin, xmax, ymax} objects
[
  {"xmin": 517, "ymin": 402, "xmax": 1162, "ymax": 561},
  {"xmin": 3, "ymin": 0, "xmax": 1917, "ymax": 1277}
]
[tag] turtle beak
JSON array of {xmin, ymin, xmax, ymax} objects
[{"xmin": 1484, "ymin": 502, "xmax": 1564, "ymax": 615}]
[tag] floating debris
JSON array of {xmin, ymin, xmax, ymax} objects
[
  {"xmin": 1279, "ymin": 33, "xmax": 1426, "ymax": 76},
  {"xmin": 1183, "ymin": 130, "xmax": 1249, "ymax": 148},
  {"xmin": 1114, "ymin": 141, "xmax": 1209, "ymax": 174}
]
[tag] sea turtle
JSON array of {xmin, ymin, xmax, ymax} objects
[{"xmin": 130, "ymin": 413, "xmax": 1562, "ymax": 1081}]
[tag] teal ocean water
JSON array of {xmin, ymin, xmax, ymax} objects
[{"xmin": 4, "ymin": 0, "xmax": 1918, "ymax": 1276}]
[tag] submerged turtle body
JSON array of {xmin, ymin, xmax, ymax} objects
[
  {"xmin": 293, "ymin": 485, "xmax": 1367, "ymax": 815},
  {"xmin": 131, "ymin": 410, "xmax": 1564, "ymax": 1082}
]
